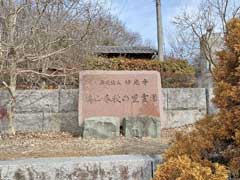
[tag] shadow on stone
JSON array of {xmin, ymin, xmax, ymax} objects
[
  {"xmin": 123, "ymin": 116, "xmax": 160, "ymax": 138},
  {"xmin": 83, "ymin": 117, "xmax": 120, "ymax": 139}
]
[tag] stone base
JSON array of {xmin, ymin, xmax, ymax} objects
[
  {"xmin": 83, "ymin": 117, "xmax": 120, "ymax": 139},
  {"xmin": 0, "ymin": 155, "xmax": 163, "ymax": 180},
  {"xmin": 123, "ymin": 116, "xmax": 160, "ymax": 138}
]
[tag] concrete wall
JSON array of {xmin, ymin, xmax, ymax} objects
[
  {"xmin": 0, "ymin": 88, "xmax": 216, "ymax": 134},
  {"xmin": 0, "ymin": 155, "xmax": 163, "ymax": 180}
]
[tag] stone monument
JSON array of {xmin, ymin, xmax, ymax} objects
[{"xmin": 79, "ymin": 71, "xmax": 164, "ymax": 138}]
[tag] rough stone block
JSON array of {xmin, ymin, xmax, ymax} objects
[
  {"xmin": 10, "ymin": 112, "xmax": 81, "ymax": 134},
  {"xmin": 59, "ymin": 112, "xmax": 81, "ymax": 135},
  {"xmin": 0, "ymin": 90, "xmax": 10, "ymax": 107},
  {"xmin": 59, "ymin": 89, "xmax": 79, "ymax": 112},
  {"xmin": 167, "ymin": 88, "xmax": 206, "ymax": 110},
  {"xmin": 14, "ymin": 113, "xmax": 44, "ymax": 132},
  {"xmin": 0, "ymin": 117, "xmax": 8, "ymax": 133},
  {"xmin": 83, "ymin": 117, "xmax": 120, "ymax": 139},
  {"xmin": 164, "ymin": 110, "xmax": 206, "ymax": 129},
  {"xmin": 123, "ymin": 116, "xmax": 160, "ymax": 138},
  {"xmin": 208, "ymin": 88, "xmax": 219, "ymax": 115},
  {"xmin": 44, "ymin": 112, "xmax": 81, "ymax": 135},
  {"xmin": 0, "ymin": 155, "xmax": 156, "ymax": 180},
  {"xmin": 15, "ymin": 90, "xmax": 59, "ymax": 113},
  {"xmin": 148, "ymin": 155, "xmax": 163, "ymax": 172},
  {"xmin": 197, "ymin": 72, "xmax": 213, "ymax": 88},
  {"xmin": 43, "ymin": 113, "xmax": 61, "ymax": 132},
  {"xmin": 0, "ymin": 96, "xmax": 8, "ymax": 133},
  {"xmin": 162, "ymin": 88, "xmax": 168, "ymax": 110}
]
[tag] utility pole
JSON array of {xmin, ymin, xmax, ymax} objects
[{"xmin": 156, "ymin": 0, "xmax": 164, "ymax": 61}]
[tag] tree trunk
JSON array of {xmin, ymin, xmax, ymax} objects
[
  {"xmin": 7, "ymin": 62, "xmax": 16, "ymax": 135},
  {"xmin": 7, "ymin": 0, "xmax": 17, "ymax": 135}
]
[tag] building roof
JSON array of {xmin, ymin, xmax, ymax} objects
[{"xmin": 94, "ymin": 46, "xmax": 157, "ymax": 55}]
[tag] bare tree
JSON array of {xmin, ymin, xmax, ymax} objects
[
  {"xmin": 0, "ymin": 0, "xmax": 106, "ymax": 134},
  {"xmin": 0, "ymin": 0, "xmax": 146, "ymax": 134},
  {"xmin": 170, "ymin": 0, "xmax": 240, "ymax": 75},
  {"xmin": 91, "ymin": 14, "xmax": 143, "ymax": 47}
]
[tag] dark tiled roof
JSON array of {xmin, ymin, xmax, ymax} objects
[{"xmin": 94, "ymin": 46, "xmax": 157, "ymax": 54}]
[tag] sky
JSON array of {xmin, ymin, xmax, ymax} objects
[{"xmin": 109, "ymin": 0, "xmax": 201, "ymax": 53}]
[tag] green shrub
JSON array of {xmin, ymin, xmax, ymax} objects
[{"xmin": 84, "ymin": 57, "xmax": 196, "ymax": 88}]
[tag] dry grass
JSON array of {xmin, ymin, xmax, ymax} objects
[
  {"xmin": 0, "ymin": 124, "xmax": 196, "ymax": 160},
  {"xmin": 0, "ymin": 132, "xmax": 168, "ymax": 160}
]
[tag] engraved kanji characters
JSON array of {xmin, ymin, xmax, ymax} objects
[
  {"xmin": 131, "ymin": 94, "xmax": 139, "ymax": 103},
  {"xmin": 99, "ymin": 78, "xmax": 149, "ymax": 86},
  {"xmin": 122, "ymin": 95, "xmax": 130, "ymax": 102},
  {"xmin": 142, "ymin": 79, "xmax": 149, "ymax": 86},
  {"xmin": 151, "ymin": 94, "xmax": 158, "ymax": 102},
  {"xmin": 112, "ymin": 95, "xmax": 122, "ymax": 103},
  {"xmin": 125, "ymin": 80, "xmax": 131, "ymax": 85},
  {"xmin": 85, "ymin": 93, "xmax": 158, "ymax": 104},
  {"xmin": 86, "ymin": 78, "xmax": 157, "ymax": 105},
  {"xmin": 99, "ymin": 80, "xmax": 121, "ymax": 86},
  {"xmin": 103, "ymin": 94, "xmax": 112, "ymax": 103},
  {"xmin": 133, "ymin": 79, "xmax": 140, "ymax": 85},
  {"xmin": 141, "ymin": 93, "xmax": 149, "ymax": 103}
]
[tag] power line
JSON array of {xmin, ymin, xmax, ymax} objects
[{"xmin": 118, "ymin": 0, "xmax": 128, "ymax": 15}]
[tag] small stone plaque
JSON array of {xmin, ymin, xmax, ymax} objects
[{"xmin": 79, "ymin": 71, "xmax": 163, "ymax": 125}]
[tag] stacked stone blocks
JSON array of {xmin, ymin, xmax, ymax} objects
[{"xmin": 0, "ymin": 88, "xmax": 216, "ymax": 138}]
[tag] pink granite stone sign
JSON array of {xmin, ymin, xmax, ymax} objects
[{"xmin": 79, "ymin": 71, "xmax": 163, "ymax": 125}]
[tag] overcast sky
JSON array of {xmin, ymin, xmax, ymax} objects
[{"xmin": 109, "ymin": 0, "xmax": 201, "ymax": 52}]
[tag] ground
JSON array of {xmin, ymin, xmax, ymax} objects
[{"xmin": 0, "ymin": 132, "xmax": 169, "ymax": 160}]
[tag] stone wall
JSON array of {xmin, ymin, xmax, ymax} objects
[
  {"xmin": 0, "ymin": 88, "xmax": 216, "ymax": 135},
  {"xmin": 0, "ymin": 155, "xmax": 162, "ymax": 180}
]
